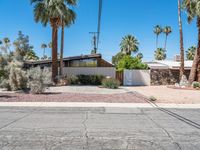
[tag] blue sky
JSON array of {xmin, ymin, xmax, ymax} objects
[{"xmin": 0, "ymin": 0, "xmax": 198, "ymax": 62}]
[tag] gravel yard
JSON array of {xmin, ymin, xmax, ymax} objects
[
  {"xmin": 127, "ymin": 86, "xmax": 200, "ymax": 104},
  {"xmin": 0, "ymin": 86, "xmax": 147, "ymax": 103}
]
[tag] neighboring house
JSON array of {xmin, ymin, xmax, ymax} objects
[
  {"xmin": 24, "ymin": 54, "xmax": 113, "ymax": 68},
  {"xmin": 146, "ymin": 60, "xmax": 192, "ymax": 85}
]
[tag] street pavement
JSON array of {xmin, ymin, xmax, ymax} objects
[{"xmin": 0, "ymin": 106, "xmax": 200, "ymax": 150}]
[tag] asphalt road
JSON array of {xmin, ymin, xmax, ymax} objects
[{"xmin": 0, "ymin": 107, "xmax": 200, "ymax": 150}]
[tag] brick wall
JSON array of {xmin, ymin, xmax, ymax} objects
[{"xmin": 150, "ymin": 69, "xmax": 190, "ymax": 85}]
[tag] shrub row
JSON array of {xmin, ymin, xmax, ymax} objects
[{"xmin": 67, "ymin": 75, "xmax": 104, "ymax": 85}]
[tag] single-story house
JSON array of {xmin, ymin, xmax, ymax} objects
[
  {"xmin": 145, "ymin": 60, "xmax": 193, "ymax": 85},
  {"xmin": 24, "ymin": 53, "xmax": 114, "ymax": 68},
  {"xmin": 24, "ymin": 54, "xmax": 116, "ymax": 78}
]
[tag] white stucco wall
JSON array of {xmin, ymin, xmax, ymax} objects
[
  {"xmin": 62, "ymin": 67, "xmax": 116, "ymax": 78},
  {"xmin": 124, "ymin": 70, "xmax": 151, "ymax": 86}
]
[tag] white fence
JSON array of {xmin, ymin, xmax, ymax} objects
[
  {"xmin": 124, "ymin": 69, "xmax": 151, "ymax": 86},
  {"xmin": 62, "ymin": 67, "xmax": 116, "ymax": 78}
]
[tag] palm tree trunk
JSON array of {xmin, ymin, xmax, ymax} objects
[
  {"xmin": 164, "ymin": 35, "xmax": 168, "ymax": 50},
  {"xmin": 189, "ymin": 17, "xmax": 200, "ymax": 84},
  {"xmin": 60, "ymin": 20, "xmax": 64, "ymax": 76},
  {"xmin": 50, "ymin": 18, "xmax": 59, "ymax": 82},
  {"xmin": 43, "ymin": 48, "xmax": 45, "ymax": 58},
  {"xmin": 178, "ymin": 0, "xmax": 185, "ymax": 79},
  {"xmin": 156, "ymin": 35, "xmax": 158, "ymax": 49}
]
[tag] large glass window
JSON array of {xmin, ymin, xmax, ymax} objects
[{"xmin": 70, "ymin": 58, "xmax": 97, "ymax": 67}]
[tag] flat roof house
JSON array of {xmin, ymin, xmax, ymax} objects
[
  {"xmin": 24, "ymin": 53, "xmax": 114, "ymax": 68},
  {"xmin": 145, "ymin": 60, "xmax": 193, "ymax": 85}
]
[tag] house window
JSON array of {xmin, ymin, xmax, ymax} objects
[{"xmin": 70, "ymin": 58, "xmax": 97, "ymax": 67}]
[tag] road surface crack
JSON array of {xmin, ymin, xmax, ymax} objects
[
  {"xmin": 83, "ymin": 112, "xmax": 89, "ymax": 150},
  {"xmin": 142, "ymin": 110, "xmax": 182, "ymax": 150}
]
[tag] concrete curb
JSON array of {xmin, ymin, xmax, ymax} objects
[{"xmin": 0, "ymin": 102, "xmax": 200, "ymax": 108}]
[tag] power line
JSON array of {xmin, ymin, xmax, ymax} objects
[{"xmin": 97, "ymin": 0, "xmax": 102, "ymax": 50}]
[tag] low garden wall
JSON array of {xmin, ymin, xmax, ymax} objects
[
  {"xmin": 123, "ymin": 70, "xmax": 151, "ymax": 86},
  {"xmin": 150, "ymin": 69, "xmax": 190, "ymax": 85},
  {"xmin": 62, "ymin": 67, "xmax": 116, "ymax": 78}
]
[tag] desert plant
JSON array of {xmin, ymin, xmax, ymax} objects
[
  {"xmin": 102, "ymin": 78, "xmax": 120, "ymax": 89},
  {"xmin": 27, "ymin": 67, "xmax": 52, "ymax": 94},
  {"xmin": 5, "ymin": 61, "xmax": 27, "ymax": 91},
  {"xmin": 192, "ymin": 82, "xmax": 200, "ymax": 89},
  {"xmin": 149, "ymin": 96, "xmax": 157, "ymax": 101},
  {"xmin": 0, "ymin": 78, "xmax": 11, "ymax": 90}
]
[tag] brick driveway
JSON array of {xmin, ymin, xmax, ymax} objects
[{"xmin": 0, "ymin": 92, "xmax": 147, "ymax": 103}]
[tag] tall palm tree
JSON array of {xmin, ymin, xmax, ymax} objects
[
  {"xmin": 153, "ymin": 25, "xmax": 162, "ymax": 49},
  {"xmin": 183, "ymin": 0, "xmax": 200, "ymax": 83},
  {"xmin": 120, "ymin": 35, "xmax": 139, "ymax": 55},
  {"xmin": 178, "ymin": 0, "xmax": 185, "ymax": 79},
  {"xmin": 163, "ymin": 26, "xmax": 172, "ymax": 50},
  {"xmin": 59, "ymin": 8, "xmax": 76, "ymax": 76},
  {"xmin": 186, "ymin": 46, "xmax": 196, "ymax": 60},
  {"xmin": 41, "ymin": 43, "xmax": 47, "ymax": 58},
  {"xmin": 31, "ymin": 0, "xmax": 77, "ymax": 81},
  {"xmin": 154, "ymin": 48, "xmax": 166, "ymax": 60},
  {"xmin": 136, "ymin": 52, "xmax": 143, "ymax": 60}
]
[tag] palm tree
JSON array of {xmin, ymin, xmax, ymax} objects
[
  {"xmin": 41, "ymin": 43, "xmax": 47, "ymax": 58},
  {"xmin": 59, "ymin": 7, "xmax": 76, "ymax": 76},
  {"xmin": 186, "ymin": 46, "xmax": 196, "ymax": 60},
  {"xmin": 154, "ymin": 48, "xmax": 166, "ymax": 60},
  {"xmin": 183, "ymin": 0, "xmax": 200, "ymax": 83},
  {"xmin": 31, "ymin": 0, "xmax": 77, "ymax": 81},
  {"xmin": 136, "ymin": 52, "xmax": 143, "ymax": 60},
  {"xmin": 153, "ymin": 25, "xmax": 162, "ymax": 49},
  {"xmin": 48, "ymin": 42, "xmax": 52, "ymax": 49},
  {"xmin": 178, "ymin": 0, "xmax": 185, "ymax": 79},
  {"xmin": 120, "ymin": 35, "xmax": 139, "ymax": 55},
  {"xmin": 163, "ymin": 26, "xmax": 172, "ymax": 50}
]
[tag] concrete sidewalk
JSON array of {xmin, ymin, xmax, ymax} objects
[{"xmin": 1, "ymin": 102, "xmax": 200, "ymax": 108}]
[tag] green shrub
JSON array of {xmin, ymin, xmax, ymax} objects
[
  {"xmin": 192, "ymin": 82, "xmax": 200, "ymax": 88},
  {"xmin": 0, "ymin": 69, "xmax": 8, "ymax": 79},
  {"xmin": 117, "ymin": 55, "xmax": 148, "ymax": 71},
  {"xmin": 27, "ymin": 67, "xmax": 52, "ymax": 94},
  {"xmin": 67, "ymin": 75, "xmax": 79, "ymax": 85},
  {"xmin": 102, "ymin": 78, "xmax": 120, "ymax": 89},
  {"xmin": 77, "ymin": 75, "xmax": 104, "ymax": 85}
]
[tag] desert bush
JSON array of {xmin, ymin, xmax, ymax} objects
[
  {"xmin": 149, "ymin": 96, "xmax": 157, "ymax": 101},
  {"xmin": 0, "ymin": 78, "xmax": 11, "ymax": 90},
  {"xmin": 9, "ymin": 67, "xmax": 27, "ymax": 91},
  {"xmin": 102, "ymin": 78, "xmax": 120, "ymax": 89},
  {"xmin": 192, "ymin": 82, "xmax": 200, "ymax": 89},
  {"xmin": 27, "ymin": 67, "xmax": 52, "ymax": 94},
  {"xmin": 1, "ymin": 61, "xmax": 27, "ymax": 91}
]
